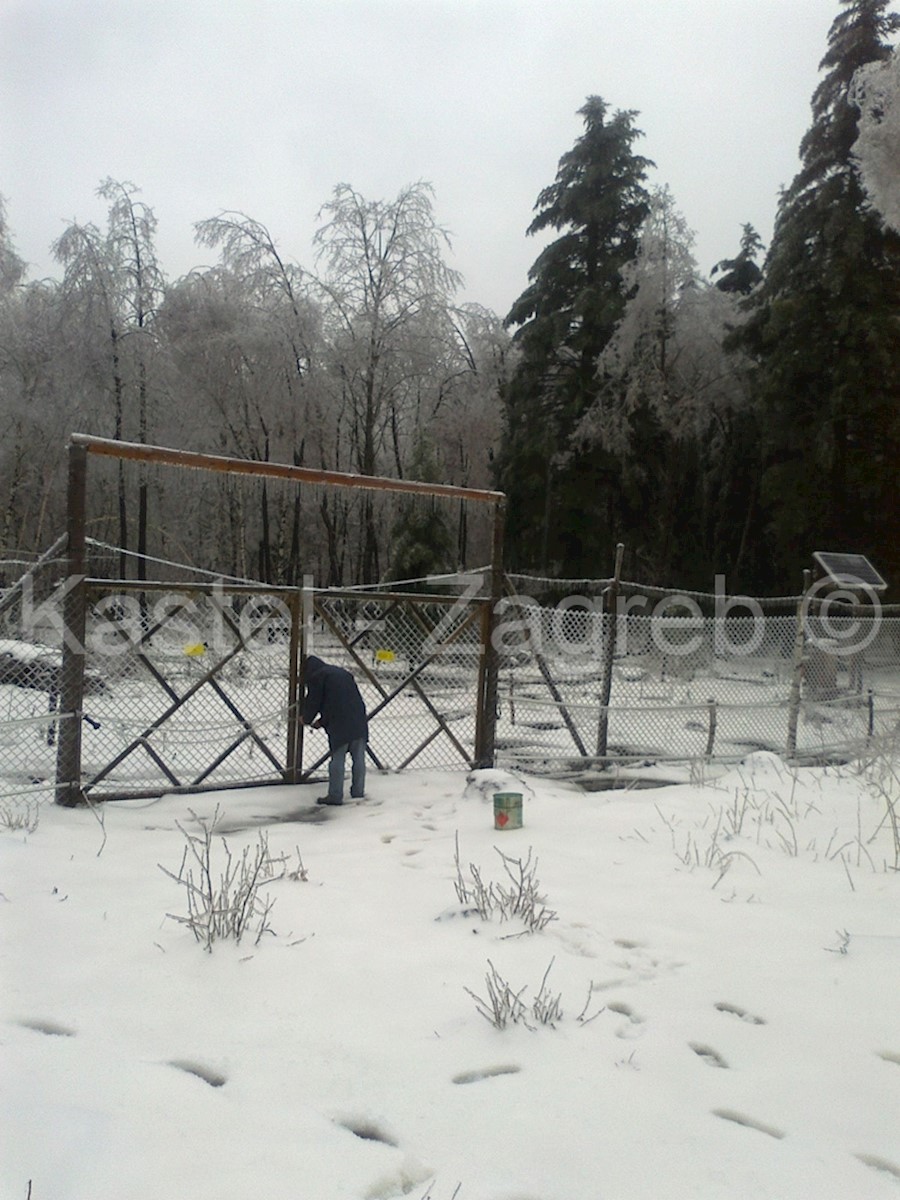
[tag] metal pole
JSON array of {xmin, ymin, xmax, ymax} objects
[
  {"xmin": 786, "ymin": 569, "xmax": 811, "ymax": 758},
  {"xmin": 55, "ymin": 443, "xmax": 88, "ymax": 806},
  {"xmin": 596, "ymin": 543, "xmax": 624, "ymax": 757},
  {"xmin": 705, "ymin": 697, "xmax": 718, "ymax": 759}
]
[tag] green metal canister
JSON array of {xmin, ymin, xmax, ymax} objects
[{"xmin": 493, "ymin": 792, "xmax": 523, "ymax": 830}]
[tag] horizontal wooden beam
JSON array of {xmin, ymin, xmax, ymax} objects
[{"xmin": 69, "ymin": 434, "xmax": 505, "ymax": 506}]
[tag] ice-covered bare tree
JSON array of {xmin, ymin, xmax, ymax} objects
[
  {"xmin": 852, "ymin": 48, "xmax": 900, "ymax": 230},
  {"xmin": 53, "ymin": 180, "xmax": 166, "ymax": 577},
  {"xmin": 574, "ymin": 185, "xmax": 699, "ymax": 457},
  {"xmin": 424, "ymin": 303, "xmax": 508, "ymax": 566},
  {"xmin": 194, "ymin": 211, "xmax": 316, "ymax": 388},
  {"xmin": 0, "ymin": 197, "xmax": 25, "ymax": 296},
  {"xmin": 311, "ymin": 181, "xmax": 463, "ymax": 581},
  {"xmin": 190, "ymin": 213, "xmax": 324, "ymax": 580},
  {"xmin": 573, "ymin": 187, "xmax": 757, "ymax": 582},
  {"xmin": 0, "ymin": 200, "xmax": 73, "ymax": 549}
]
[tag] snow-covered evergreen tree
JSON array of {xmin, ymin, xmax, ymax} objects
[
  {"xmin": 497, "ymin": 97, "xmax": 652, "ymax": 575},
  {"xmin": 738, "ymin": 0, "xmax": 900, "ymax": 591}
]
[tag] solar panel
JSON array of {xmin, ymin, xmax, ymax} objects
[{"xmin": 813, "ymin": 551, "xmax": 888, "ymax": 591}]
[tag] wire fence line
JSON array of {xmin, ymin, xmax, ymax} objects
[
  {"xmin": 0, "ymin": 548, "xmax": 898, "ymax": 803},
  {"xmin": 492, "ymin": 590, "xmax": 900, "ymax": 773}
]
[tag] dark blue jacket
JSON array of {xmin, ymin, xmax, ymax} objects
[{"xmin": 302, "ymin": 656, "xmax": 368, "ymax": 751}]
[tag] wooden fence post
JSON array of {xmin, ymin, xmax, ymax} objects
[
  {"xmin": 284, "ymin": 587, "xmax": 304, "ymax": 783},
  {"xmin": 474, "ymin": 498, "xmax": 506, "ymax": 767},
  {"xmin": 55, "ymin": 443, "xmax": 88, "ymax": 806}
]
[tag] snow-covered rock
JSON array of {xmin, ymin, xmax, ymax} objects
[{"xmin": 463, "ymin": 767, "xmax": 533, "ymax": 803}]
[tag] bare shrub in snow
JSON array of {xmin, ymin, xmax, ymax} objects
[
  {"xmin": 464, "ymin": 959, "xmax": 531, "ymax": 1030},
  {"xmin": 465, "ymin": 957, "xmax": 580, "ymax": 1031},
  {"xmin": 530, "ymin": 957, "xmax": 564, "ymax": 1027},
  {"xmin": 159, "ymin": 806, "xmax": 302, "ymax": 950},
  {"xmin": 453, "ymin": 834, "xmax": 557, "ymax": 933},
  {"xmin": 653, "ymin": 802, "xmax": 761, "ymax": 887},
  {"xmin": 0, "ymin": 798, "xmax": 40, "ymax": 833}
]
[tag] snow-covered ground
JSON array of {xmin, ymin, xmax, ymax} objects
[{"xmin": 2, "ymin": 751, "xmax": 899, "ymax": 1199}]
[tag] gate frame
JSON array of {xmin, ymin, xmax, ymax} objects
[{"xmin": 54, "ymin": 434, "xmax": 506, "ymax": 805}]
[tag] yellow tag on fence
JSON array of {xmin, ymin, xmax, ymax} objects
[
  {"xmin": 375, "ymin": 648, "xmax": 395, "ymax": 663},
  {"xmin": 184, "ymin": 642, "xmax": 207, "ymax": 658}
]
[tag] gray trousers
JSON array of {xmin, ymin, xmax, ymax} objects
[{"xmin": 327, "ymin": 737, "xmax": 367, "ymax": 800}]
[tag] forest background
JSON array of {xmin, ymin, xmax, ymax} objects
[{"xmin": 1, "ymin": 0, "xmax": 899, "ymax": 598}]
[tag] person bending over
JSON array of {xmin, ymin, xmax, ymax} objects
[{"xmin": 300, "ymin": 654, "xmax": 368, "ymax": 806}]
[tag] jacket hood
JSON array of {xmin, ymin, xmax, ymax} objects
[{"xmin": 304, "ymin": 655, "xmax": 326, "ymax": 678}]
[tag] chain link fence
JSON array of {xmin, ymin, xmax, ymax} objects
[
  {"xmin": 0, "ymin": 541, "xmax": 72, "ymax": 805},
  {"xmin": 493, "ymin": 578, "xmax": 900, "ymax": 775},
  {"xmin": 2, "ymin": 546, "xmax": 899, "ymax": 804}
]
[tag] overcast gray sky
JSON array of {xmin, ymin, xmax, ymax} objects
[{"xmin": 2, "ymin": 0, "xmax": 846, "ymax": 316}]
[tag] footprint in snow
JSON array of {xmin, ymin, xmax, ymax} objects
[
  {"xmin": 712, "ymin": 1109, "xmax": 784, "ymax": 1139},
  {"xmin": 689, "ymin": 1042, "xmax": 729, "ymax": 1069},
  {"xmin": 334, "ymin": 1114, "xmax": 398, "ymax": 1146},
  {"xmin": 16, "ymin": 1018, "xmax": 76, "ymax": 1037},
  {"xmin": 167, "ymin": 1059, "xmax": 227, "ymax": 1087},
  {"xmin": 855, "ymin": 1153, "xmax": 900, "ymax": 1181},
  {"xmin": 714, "ymin": 1001, "xmax": 766, "ymax": 1025},
  {"xmin": 607, "ymin": 1000, "xmax": 646, "ymax": 1039},
  {"xmin": 452, "ymin": 1064, "xmax": 522, "ymax": 1085}
]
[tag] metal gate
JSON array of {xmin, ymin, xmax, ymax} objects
[
  {"xmin": 308, "ymin": 589, "xmax": 491, "ymax": 778},
  {"xmin": 55, "ymin": 581, "xmax": 492, "ymax": 803}
]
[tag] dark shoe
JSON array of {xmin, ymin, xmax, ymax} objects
[
  {"xmin": 316, "ymin": 796, "xmax": 343, "ymax": 806},
  {"xmin": 350, "ymin": 793, "xmax": 365, "ymax": 801}
]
